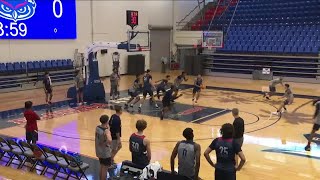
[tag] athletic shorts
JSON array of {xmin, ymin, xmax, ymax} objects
[
  {"xmin": 143, "ymin": 89, "xmax": 153, "ymax": 97},
  {"xmin": 111, "ymin": 140, "xmax": 121, "ymax": 151},
  {"xmin": 193, "ymin": 87, "xmax": 201, "ymax": 94},
  {"xmin": 162, "ymin": 99, "xmax": 171, "ymax": 108},
  {"xmin": 157, "ymin": 87, "xmax": 166, "ymax": 94},
  {"xmin": 313, "ymin": 124, "xmax": 320, "ymax": 131},
  {"xmin": 45, "ymin": 88, "xmax": 53, "ymax": 94},
  {"xmin": 234, "ymin": 137, "xmax": 244, "ymax": 148},
  {"xmin": 269, "ymin": 86, "xmax": 276, "ymax": 93},
  {"xmin": 128, "ymin": 90, "xmax": 139, "ymax": 97},
  {"xmin": 99, "ymin": 157, "xmax": 112, "ymax": 166},
  {"xmin": 26, "ymin": 131, "xmax": 38, "ymax": 142},
  {"xmin": 284, "ymin": 99, "xmax": 292, "ymax": 105},
  {"xmin": 77, "ymin": 87, "xmax": 84, "ymax": 93},
  {"xmin": 215, "ymin": 169, "xmax": 236, "ymax": 180}
]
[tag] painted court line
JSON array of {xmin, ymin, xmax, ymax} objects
[{"xmin": 190, "ymin": 109, "xmax": 229, "ymax": 123}]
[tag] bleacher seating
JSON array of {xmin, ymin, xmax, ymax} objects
[
  {"xmin": 194, "ymin": 0, "xmax": 320, "ymax": 79},
  {"xmin": 0, "ymin": 59, "xmax": 74, "ymax": 91}
]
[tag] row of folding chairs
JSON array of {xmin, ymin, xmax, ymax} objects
[{"xmin": 0, "ymin": 137, "xmax": 89, "ymax": 180}]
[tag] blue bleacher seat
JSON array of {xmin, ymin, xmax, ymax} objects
[
  {"xmin": 45, "ymin": 60, "xmax": 52, "ymax": 69},
  {"xmin": 34, "ymin": 61, "xmax": 40, "ymax": 71},
  {"xmin": 40, "ymin": 61, "xmax": 47, "ymax": 69},
  {"xmin": 0, "ymin": 63, "xmax": 7, "ymax": 74},
  {"xmin": 52, "ymin": 60, "xmax": 58, "ymax": 68},
  {"xmin": 13, "ymin": 62, "xmax": 22, "ymax": 73},
  {"xmin": 6, "ymin": 63, "xmax": 14, "ymax": 73}
]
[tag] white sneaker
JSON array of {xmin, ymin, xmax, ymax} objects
[
  {"xmin": 272, "ymin": 112, "xmax": 280, "ymax": 116},
  {"xmin": 281, "ymin": 109, "xmax": 287, "ymax": 113}
]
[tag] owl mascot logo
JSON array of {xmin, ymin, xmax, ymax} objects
[{"xmin": 0, "ymin": 0, "xmax": 37, "ymax": 22}]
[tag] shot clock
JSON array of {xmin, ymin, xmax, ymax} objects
[
  {"xmin": 0, "ymin": 0, "xmax": 77, "ymax": 39},
  {"xmin": 126, "ymin": 10, "xmax": 138, "ymax": 29}
]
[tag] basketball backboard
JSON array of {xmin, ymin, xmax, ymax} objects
[
  {"xmin": 202, "ymin": 31, "xmax": 224, "ymax": 48},
  {"xmin": 127, "ymin": 31, "xmax": 150, "ymax": 52}
]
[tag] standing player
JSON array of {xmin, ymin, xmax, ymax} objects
[
  {"xmin": 232, "ymin": 108, "xmax": 245, "ymax": 165},
  {"xmin": 95, "ymin": 115, "xmax": 112, "ymax": 180},
  {"xmin": 305, "ymin": 99, "xmax": 320, "ymax": 151},
  {"xmin": 75, "ymin": 69, "xmax": 85, "ymax": 105},
  {"xmin": 139, "ymin": 70, "xmax": 158, "ymax": 111},
  {"xmin": 192, "ymin": 74, "xmax": 203, "ymax": 104},
  {"xmin": 109, "ymin": 106, "xmax": 122, "ymax": 165},
  {"xmin": 110, "ymin": 68, "xmax": 121, "ymax": 100},
  {"xmin": 129, "ymin": 119, "xmax": 151, "ymax": 168},
  {"xmin": 160, "ymin": 85, "xmax": 183, "ymax": 120},
  {"xmin": 173, "ymin": 72, "xmax": 188, "ymax": 99},
  {"xmin": 204, "ymin": 123, "xmax": 246, "ymax": 180},
  {"xmin": 24, "ymin": 101, "xmax": 41, "ymax": 144},
  {"xmin": 43, "ymin": 72, "xmax": 53, "ymax": 104},
  {"xmin": 155, "ymin": 75, "xmax": 171, "ymax": 99},
  {"xmin": 170, "ymin": 128, "xmax": 201, "ymax": 180},
  {"xmin": 273, "ymin": 84, "xmax": 294, "ymax": 115},
  {"xmin": 125, "ymin": 74, "xmax": 142, "ymax": 109},
  {"xmin": 264, "ymin": 77, "xmax": 284, "ymax": 100}
]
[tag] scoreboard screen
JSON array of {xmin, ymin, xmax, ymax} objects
[
  {"xmin": 126, "ymin": 10, "xmax": 138, "ymax": 29},
  {"xmin": 0, "ymin": 0, "xmax": 77, "ymax": 39}
]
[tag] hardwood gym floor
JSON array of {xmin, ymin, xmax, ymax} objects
[{"xmin": 0, "ymin": 72, "xmax": 319, "ymax": 180}]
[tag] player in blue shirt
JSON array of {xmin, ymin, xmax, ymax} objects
[
  {"xmin": 155, "ymin": 75, "xmax": 171, "ymax": 100},
  {"xmin": 160, "ymin": 85, "xmax": 183, "ymax": 120},
  {"xmin": 139, "ymin": 70, "xmax": 158, "ymax": 111},
  {"xmin": 204, "ymin": 123, "xmax": 246, "ymax": 180}
]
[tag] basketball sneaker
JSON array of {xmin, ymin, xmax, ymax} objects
[{"xmin": 305, "ymin": 145, "xmax": 311, "ymax": 151}]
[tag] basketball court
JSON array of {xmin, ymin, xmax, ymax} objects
[
  {"xmin": 0, "ymin": 0, "xmax": 319, "ymax": 179},
  {"xmin": 0, "ymin": 73, "xmax": 320, "ymax": 180}
]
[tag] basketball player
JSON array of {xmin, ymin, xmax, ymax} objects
[
  {"xmin": 129, "ymin": 119, "xmax": 151, "ymax": 168},
  {"xmin": 173, "ymin": 72, "xmax": 188, "ymax": 99},
  {"xmin": 232, "ymin": 108, "xmax": 245, "ymax": 166},
  {"xmin": 204, "ymin": 123, "xmax": 246, "ymax": 180},
  {"xmin": 264, "ymin": 77, "xmax": 284, "ymax": 100},
  {"xmin": 170, "ymin": 128, "xmax": 201, "ymax": 180},
  {"xmin": 109, "ymin": 106, "xmax": 122, "ymax": 165},
  {"xmin": 160, "ymin": 85, "xmax": 183, "ymax": 120},
  {"xmin": 125, "ymin": 74, "xmax": 142, "ymax": 109},
  {"xmin": 75, "ymin": 69, "xmax": 85, "ymax": 105},
  {"xmin": 273, "ymin": 84, "xmax": 294, "ymax": 115},
  {"xmin": 43, "ymin": 71, "xmax": 53, "ymax": 104},
  {"xmin": 192, "ymin": 74, "xmax": 203, "ymax": 103},
  {"xmin": 155, "ymin": 75, "xmax": 171, "ymax": 99},
  {"xmin": 305, "ymin": 99, "xmax": 320, "ymax": 151},
  {"xmin": 24, "ymin": 101, "xmax": 40, "ymax": 144},
  {"xmin": 139, "ymin": 70, "xmax": 158, "ymax": 111},
  {"xmin": 110, "ymin": 68, "xmax": 120, "ymax": 100},
  {"xmin": 95, "ymin": 115, "xmax": 112, "ymax": 180}
]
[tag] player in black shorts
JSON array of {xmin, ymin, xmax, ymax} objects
[
  {"xmin": 160, "ymin": 85, "xmax": 183, "ymax": 120},
  {"xmin": 192, "ymin": 74, "xmax": 203, "ymax": 104},
  {"xmin": 125, "ymin": 74, "xmax": 142, "ymax": 109},
  {"xmin": 43, "ymin": 71, "xmax": 53, "ymax": 104},
  {"xmin": 155, "ymin": 75, "xmax": 170, "ymax": 99},
  {"xmin": 204, "ymin": 123, "xmax": 246, "ymax": 180},
  {"xmin": 139, "ymin": 70, "xmax": 158, "ymax": 110}
]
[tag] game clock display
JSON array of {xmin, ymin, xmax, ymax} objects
[{"xmin": 0, "ymin": 0, "xmax": 77, "ymax": 39}]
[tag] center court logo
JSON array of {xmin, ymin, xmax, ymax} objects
[{"xmin": 0, "ymin": 0, "xmax": 36, "ymax": 22}]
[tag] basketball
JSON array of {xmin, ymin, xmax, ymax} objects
[{"xmin": 201, "ymin": 84, "xmax": 206, "ymax": 89}]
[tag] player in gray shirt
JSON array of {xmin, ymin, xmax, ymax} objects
[
  {"xmin": 171, "ymin": 128, "xmax": 201, "ymax": 180},
  {"xmin": 273, "ymin": 84, "xmax": 294, "ymax": 116},
  {"xmin": 95, "ymin": 115, "xmax": 112, "ymax": 180},
  {"xmin": 305, "ymin": 99, "xmax": 320, "ymax": 151},
  {"xmin": 110, "ymin": 68, "xmax": 120, "ymax": 100},
  {"xmin": 75, "ymin": 70, "xmax": 85, "ymax": 105},
  {"xmin": 264, "ymin": 77, "xmax": 284, "ymax": 100}
]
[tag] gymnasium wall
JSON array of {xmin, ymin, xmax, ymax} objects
[{"xmin": 0, "ymin": 0, "xmax": 175, "ymax": 63}]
